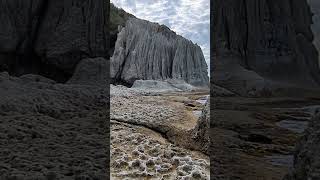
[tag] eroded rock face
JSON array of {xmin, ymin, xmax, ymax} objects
[
  {"xmin": 308, "ymin": 0, "xmax": 320, "ymax": 67},
  {"xmin": 213, "ymin": 0, "xmax": 320, "ymax": 95},
  {"xmin": 111, "ymin": 18, "xmax": 209, "ymax": 87},
  {"xmin": 0, "ymin": 0, "xmax": 109, "ymax": 81},
  {"xmin": 285, "ymin": 114, "xmax": 320, "ymax": 180}
]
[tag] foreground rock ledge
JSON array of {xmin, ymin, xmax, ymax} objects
[
  {"xmin": 110, "ymin": 84, "xmax": 210, "ymax": 179},
  {"xmin": 285, "ymin": 113, "xmax": 320, "ymax": 180},
  {"xmin": 0, "ymin": 70, "xmax": 109, "ymax": 179}
]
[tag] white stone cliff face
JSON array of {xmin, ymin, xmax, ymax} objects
[{"xmin": 111, "ymin": 18, "xmax": 209, "ymax": 87}]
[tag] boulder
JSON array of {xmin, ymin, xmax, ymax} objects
[
  {"xmin": 284, "ymin": 114, "xmax": 320, "ymax": 179},
  {"xmin": 192, "ymin": 100, "xmax": 210, "ymax": 155},
  {"xmin": 67, "ymin": 57, "xmax": 109, "ymax": 87}
]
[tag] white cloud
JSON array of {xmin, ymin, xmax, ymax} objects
[{"xmin": 111, "ymin": 0, "xmax": 210, "ymax": 72}]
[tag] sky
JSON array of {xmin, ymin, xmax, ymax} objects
[{"xmin": 111, "ymin": 0, "xmax": 210, "ymax": 72}]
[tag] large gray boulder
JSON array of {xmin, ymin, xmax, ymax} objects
[
  {"xmin": 213, "ymin": 0, "xmax": 320, "ymax": 95},
  {"xmin": 0, "ymin": 0, "xmax": 109, "ymax": 81},
  {"xmin": 67, "ymin": 57, "xmax": 109, "ymax": 87},
  {"xmin": 192, "ymin": 100, "xmax": 210, "ymax": 155},
  {"xmin": 111, "ymin": 18, "xmax": 209, "ymax": 87}
]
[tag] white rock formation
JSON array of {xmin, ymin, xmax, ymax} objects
[{"xmin": 111, "ymin": 18, "xmax": 209, "ymax": 87}]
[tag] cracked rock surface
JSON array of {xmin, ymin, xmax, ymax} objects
[
  {"xmin": 0, "ymin": 71, "xmax": 109, "ymax": 179},
  {"xmin": 110, "ymin": 84, "xmax": 210, "ymax": 179}
]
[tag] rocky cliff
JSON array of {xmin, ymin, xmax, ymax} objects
[
  {"xmin": 213, "ymin": 0, "xmax": 320, "ymax": 95},
  {"xmin": 0, "ymin": 0, "xmax": 109, "ymax": 82},
  {"xmin": 111, "ymin": 17, "xmax": 209, "ymax": 87},
  {"xmin": 0, "ymin": 1, "xmax": 110, "ymax": 178},
  {"xmin": 110, "ymin": 4, "xmax": 134, "ymax": 57}
]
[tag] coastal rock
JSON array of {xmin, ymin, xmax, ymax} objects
[
  {"xmin": 131, "ymin": 80, "xmax": 182, "ymax": 92},
  {"xmin": 0, "ymin": 0, "xmax": 111, "ymax": 178},
  {"xmin": 131, "ymin": 79, "xmax": 201, "ymax": 92},
  {"xmin": 192, "ymin": 100, "xmax": 210, "ymax": 154},
  {"xmin": 111, "ymin": 18, "xmax": 209, "ymax": 87},
  {"xmin": 213, "ymin": 0, "xmax": 320, "ymax": 95},
  {"xmin": 212, "ymin": 84, "xmax": 236, "ymax": 97},
  {"xmin": 0, "ymin": 0, "xmax": 109, "ymax": 81},
  {"xmin": 110, "ymin": 83, "xmax": 210, "ymax": 179},
  {"xmin": 67, "ymin": 57, "xmax": 109, "ymax": 87},
  {"xmin": 284, "ymin": 114, "xmax": 320, "ymax": 180},
  {"xmin": 0, "ymin": 72, "xmax": 109, "ymax": 178}
]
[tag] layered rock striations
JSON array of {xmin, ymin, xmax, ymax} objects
[
  {"xmin": 110, "ymin": 4, "xmax": 135, "ymax": 57},
  {"xmin": 213, "ymin": 0, "xmax": 320, "ymax": 95},
  {"xmin": 111, "ymin": 18, "xmax": 209, "ymax": 87},
  {"xmin": 0, "ymin": 0, "xmax": 109, "ymax": 82}
]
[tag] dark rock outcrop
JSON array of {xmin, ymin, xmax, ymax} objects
[
  {"xmin": 111, "ymin": 18, "xmax": 209, "ymax": 87},
  {"xmin": 212, "ymin": 84, "xmax": 235, "ymax": 97},
  {"xmin": 0, "ymin": 0, "xmax": 109, "ymax": 82},
  {"xmin": 0, "ymin": 1, "xmax": 110, "ymax": 178},
  {"xmin": 285, "ymin": 113, "xmax": 320, "ymax": 180},
  {"xmin": 213, "ymin": 0, "xmax": 320, "ymax": 95},
  {"xmin": 67, "ymin": 57, "xmax": 109, "ymax": 86},
  {"xmin": 192, "ymin": 100, "xmax": 210, "ymax": 154}
]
